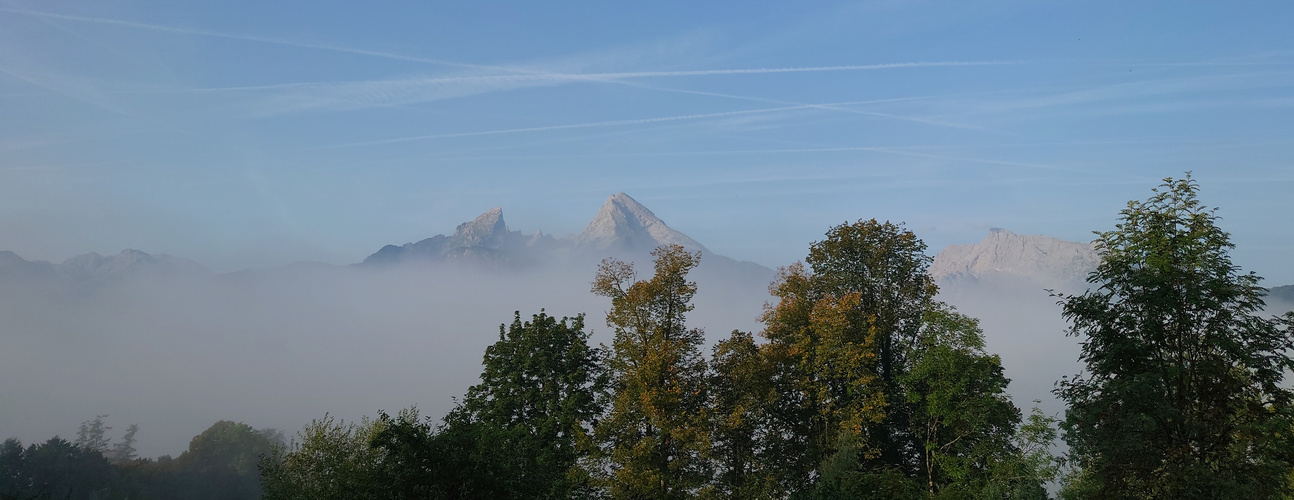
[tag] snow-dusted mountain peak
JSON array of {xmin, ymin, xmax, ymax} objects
[{"xmin": 577, "ymin": 192, "xmax": 706, "ymax": 253}]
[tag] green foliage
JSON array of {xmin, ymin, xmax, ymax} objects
[
  {"xmin": 981, "ymin": 406, "xmax": 1061, "ymax": 500},
  {"xmin": 804, "ymin": 219, "xmax": 939, "ymax": 389},
  {"xmin": 260, "ymin": 413, "xmax": 392, "ymax": 500},
  {"xmin": 759, "ymin": 220, "xmax": 940, "ymax": 492},
  {"xmin": 439, "ymin": 310, "xmax": 607, "ymax": 499},
  {"xmin": 758, "ymin": 220, "xmax": 1045, "ymax": 499},
  {"xmin": 903, "ymin": 308, "xmax": 1022, "ymax": 498},
  {"xmin": 0, "ymin": 436, "xmax": 117, "ymax": 500},
  {"xmin": 326, "ymin": 311, "xmax": 607, "ymax": 499},
  {"xmin": 811, "ymin": 434, "xmax": 921, "ymax": 500},
  {"xmin": 1056, "ymin": 174, "xmax": 1294, "ymax": 499},
  {"xmin": 592, "ymin": 245, "xmax": 712, "ymax": 499},
  {"xmin": 707, "ymin": 330, "xmax": 778, "ymax": 499},
  {"xmin": 367, "ymin": 408, "xmax": 449, "ymax": 499}
]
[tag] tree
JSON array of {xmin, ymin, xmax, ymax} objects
[
  {"xmin": 759, "ymin": 220, "xmax": 938, "ymax": 492},
  {"xmin": 171, "ymin": 421, "xmax": 276, "ymax": 500},
  {"xmin": 591, "ymin": 245, "xmax": 712, "ymax": 499},
  {"xmin": 0, "ymin": 438, "xmax": 23, "ymax": 498},
  {"xmin": 110, "ymin": 424, "xmax": 139, "ymax": 463},
  {"xmin": 367, "ymin": 408, "xmax": 441, "ymax": 500},
  {"xmin": 901, "ymin": 307, "xmax": 1021, "ymax": 498},
  {"xmin": 260, "ymin": 414, "xmax": 391, "ymax": 500},
  {"xmin": 439, "ymin": 311, "xmax": 607, "ymax": 499},
  {"xmin": 3, "ymin": 436, "xmax": 116, "ymax": 500},
  {"xmin": 708, "ymin": 330, "xmax": 778, "ymax": 499},
  {"xmin": 75, "ymin": 416, "xmax": 111, "ymax": 455},
  {"xmin": 1055, "ymin": 174, "xmax": 1294, "ymax": 499},
  {"xmin": 983, "ymin": 406, "xmax": 1062, "ymax": 500}
]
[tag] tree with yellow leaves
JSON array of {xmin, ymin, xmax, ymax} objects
[{"xmin": 591, "ymin": 245, "xmax": 712, "ymax": 499}]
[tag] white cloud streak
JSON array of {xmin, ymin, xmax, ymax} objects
[
  {"xmin": 0, "ymin": 7, "xmax": 492, "ymax": 70},
  {"xmin": 324, "ymin": 98, "xmax": 913, "ymax": 148},
  {"xmin": 116, "ymin": 61, "xmax": 1022, "ymax": 116},
  {"xmin": 615, "ymin": 82, "xmax": 1004, "ymax": 133}
]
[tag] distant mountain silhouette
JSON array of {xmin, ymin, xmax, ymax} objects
[
  {"xmin": 362, "ymin": 207, "xmax": 557, "ymax": 267},
  {"xmin": 1268, "ymin": 285, "xmax": 1294, "ymax": 304},
  {"xmin": 360, "ymin": 192, "xmax": 770, "ymax": 281},
  {"xmin": 0, "ymin": 249, "xmax": 208, "ymax": 286}
]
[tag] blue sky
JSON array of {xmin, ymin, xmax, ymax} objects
[{"xmin": 2, "ymin": 1, "xmax": 1292, "ymax": 283}]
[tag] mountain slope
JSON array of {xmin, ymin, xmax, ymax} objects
[
  {"xmin": 0, "ymin": 249, "xmax": 208, "ymax": 285},
  {"xmin": 363, "ymin": 193, "xmax": 725, "ymax": 267},
  {"xmin": 362, "ymin": 207, "xmax": 556, "ymax": 266},
  {"xmin": 575, "ymin": 192, "xmax": 706, "ymax": 254},
  {"xmin": 930, "ymin": 228, "xmax": 1099, "ymax": 287}
]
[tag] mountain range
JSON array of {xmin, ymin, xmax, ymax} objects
[
  {"xmin": 361, "ymin": 192, "xmax": 715, "ymax": 268},
  {"xmin": 0, "ymin": 193, "xmax": 1289, "ymax": 301}
]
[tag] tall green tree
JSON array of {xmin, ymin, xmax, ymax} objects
[
  {"xmin": 442, "ymin": 311, "xmax": 606, "ymax": 499},
  {"xmin": 901, "ymin": 308, "xmax": 1021, "ymax": 498},
  {"xmin": 1056, "ymin": 175, "xmax": 1294, "ymax": 499},
  {"xmin": 591, "ymin": 245, "xmax": 712, "ymax": 499}
]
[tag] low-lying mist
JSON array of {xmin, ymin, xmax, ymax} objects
[
  {"xmin": 939, "ymin": 275, "xmax": 1294, "ymax": 423},
  {"xmin": 5, "ymin": 254, "xmax": 1287, "ymax": 460},
  {"xmin": 0, "ymin": 258, "xmax": 772, "ymax": 458}
]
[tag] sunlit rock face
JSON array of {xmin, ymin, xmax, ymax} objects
[
  {"xmin": 361, "ymin": 207, "xmax": 557, "ymax": 267},
  {"xmin": 930, "ymin": 228, "xmax": 1099, "ymax": 290},
  {"xmin": 575, "ymin": 192, "xmax": 706, "ymax": 254},
  {"xmin": 360, "ymin": 193, "xmax": 714, "ymax": 268}
]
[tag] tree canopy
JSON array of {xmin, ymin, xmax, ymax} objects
[
  {"xmin": 1056, "ymin": 174, "xmax": 1294, "ymax": 499},
  {"xmin": 591, "ymin": 245, "xmax": 712, "ymax": 499}
]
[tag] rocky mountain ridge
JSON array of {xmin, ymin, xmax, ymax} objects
[
  {"xmin": 2, "ymin": 198, "xmax": 1288, "ymax": 298},
  {"xmin": 362, "ymin": 192, "xmax": 714, "ymax": 267},
  {"xmin": 364, "ymin": 207, "xmax": 558, "ymax": 266},
  {"xmin": 930, "ymin": 228, "xmax": 1100, "ymax": 288},
  {"xmin": 576, "ymin": 192, "xmax": 706, "ymax": 254}
]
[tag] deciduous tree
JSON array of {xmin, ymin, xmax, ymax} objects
[
  {"xmin": 759, "ymin": 220, "xmax": 938, "ymax": 491},
  {"xmin": 260, "ymin": 414, "xmax": 390, "ymax": 500},
  {"xmin": 591, "ymin": 245, "xmax": 712, "ymax": 499},
  {"xmin": 902, "ymin": 308, "xmax": 1020, "ymax": 498},
  {"xmin": 708, "ymin": 330, "xmax": 778, "ymax": 499},
  {"xmin": 443, "ymin": 311, "xmax": 606, "ymax": 499},
  {"xmin": 1056, "ymin": 174, "xmax": 1294, "ymax": 498}
]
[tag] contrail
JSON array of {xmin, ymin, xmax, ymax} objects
[
  {"xmin": 0, "ymin": 7, "xmax": 492, "ymax": 70},
  {"xmin": 614, "ymin": 81, "xmax": 1003, "ymax": 133},
  {"xmin": 122, "ymin": 62, "xmax": 1022, "ymax": 95},
  {"xmin": 327, "ymin": 98, "xmax": 909, "ymax": 148},
  {"xmin": 3, "ymin": 7, "xmax": 1022, "ymax": 83},
  {"xmin": 569, "ymin": 61, "xmax": 1019, "ymax": 79},
  {"xmin": 379, "ymin": 146, "xmax": 1072, "ymax": 172}
]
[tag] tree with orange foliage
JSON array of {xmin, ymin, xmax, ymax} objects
[{"xmin": 591, "ymin": 245, "xmax": 712, "ymax": 499}]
